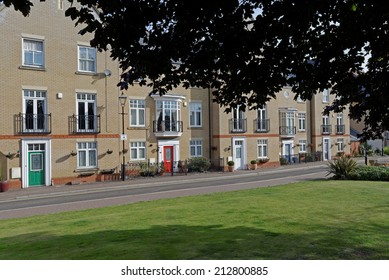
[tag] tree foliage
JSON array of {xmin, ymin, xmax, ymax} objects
[{"xmin": 3, "ymin": 0, "xmax": 389, "ymax": 138}]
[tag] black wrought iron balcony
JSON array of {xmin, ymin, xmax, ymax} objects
[
  {"xmin": 321, "ymin": 125, "xmax": 332, "ymax": 135},
  {"xmin": 153, "ymin": 120, "xmax": 183, "ymax": 137},
  {"xmin": 279, "ymin": 126, "xmax": 296, "ymax": 136},
  {"xmin": 15, "ymin": 113, "xmax": 52, "ymax": 134},
  {"xmin": 335, "ymin": 125, "xmax": 345, "ymax": 135},
  {"xmin": 69, "ymin": 114, "xmax": 101, "ymax": 134},
  {"xmin": 254, "ymin": 119, "xmax": 270, "ymax": 133},
  {"xmin": 229, "ymin": 118, "xmax": 247, "ymax": 133}
]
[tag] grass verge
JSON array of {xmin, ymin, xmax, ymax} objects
[{"xmin": 0, "ymin": 180, "xmax": 388, "ymax": 259}]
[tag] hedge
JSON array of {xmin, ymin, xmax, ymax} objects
[{"xmin": 347, "ymin": 165, "xmax": 389, "ymax": 181}]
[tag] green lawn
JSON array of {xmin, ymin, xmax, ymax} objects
[{"xmin": 0, "ymin": 180, "xmax": 388, "ymax": 259}]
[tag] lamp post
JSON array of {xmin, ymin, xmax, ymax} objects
[{"xmin": 119, "ymin": 92, "xmax": 127, "ymax": 181}]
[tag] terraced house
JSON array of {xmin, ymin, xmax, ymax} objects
[{"xmin": 0, "ymin": 1, "xmax": 350, "ymax": 189}]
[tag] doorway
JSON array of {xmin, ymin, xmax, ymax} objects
[
  {"xmin": 28, "ymin": 146, "xmax": 45, "ymax": 186},
  {"xmin": 282, "ymin": 140, "xmax": 294, "ymax": 163},
  {"xmin": 232, "ymin": 138, "xmax": 246, "ymax": 170},
  {"xmin": 163, "ymin": 146, "xmax": 174, "ymax": 172},
  {"xmin": 22, "ymin": 139, "xmax": 51, "ymax": 188},
  {"xmin": 323, "ymin": 138, "xmax": 331, "ymax": 161}
]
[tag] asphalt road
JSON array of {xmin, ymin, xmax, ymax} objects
[{"xmin": 0, "ymin": 165, "xmax": 327, "ymax": 220}]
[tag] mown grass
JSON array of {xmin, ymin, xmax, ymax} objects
[{"xmin": 0, "ymin": 180, "xmax": 388, "ymax": 259}]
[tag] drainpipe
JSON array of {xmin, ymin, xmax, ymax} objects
[{"xmin": 208, "ymin": 86, "xmax": 212, "ymax": 161}]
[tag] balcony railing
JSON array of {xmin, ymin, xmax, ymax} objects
[
  {"xmin": 321, "ymin": 125, "xmax": 332, "ymax": 135},
  {"xmin": 335, "ymin": 125, "xmax": 345, "ymax": 135},
  {"xmin": 279, "ymin": 126, "xmax": 296, "ymax": 136},
  {"xmin": 69, "ymin": 114, "xmax": 101, "ymax": 134},
  {"xmin": 254, "ymin": 119, "xmax": 270, "ymax": 133},
  {"xmin": 229, "ymin": 118, "xmax": 247, "ymax": 133},
  {"xmin": 15, "ymin": 113, "xmax": 51, "ymax": 134},
  {"xmin": 153, "ymin": 120, "xmax": 183, "ymax": 136}
]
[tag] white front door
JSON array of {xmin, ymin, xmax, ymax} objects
[
  {"xmin": 323, "ymin": 138, "xmax": 331, "ymax": 161},
  {"xmin": 282, "ymin": 140, "xmax": 294, "ymax": 163},
  {"xmin": 232, "ymin": 138, "xmax": 246, "ymax": 170}
]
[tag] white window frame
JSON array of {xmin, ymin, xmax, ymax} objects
[
  {"xmin": 22, "ymin": 38, "xmax": 44, "ymax": 68},
  {"xmin": 156, "ymin": 100, "xmax": 181, "ymax": 132},
  {"xmin": 130, "ymin": 141, "xmax": 146, "ymax": 161},
  {"xmin": 77, "ymin": 142, "xmax": 98, "ymax": 169},
  {"xmin": 257, "ymin": 139, "xmax": 268, "ymax": 159},
  {"xmin": 298, "ymin": 112, "xmax": 306, "ymax": 131},
  {"xmin": 299, "ymin": 139, "xmax": 307, "ymax": 153},
  {"xmin": 232, "ymin": 106, "xmax": 245, "ymax": 132},
  {"xmin": 78, "ymin": 45, "xmax": 96, "ymax": 73},
  {"xmin": 76, "ymin": 93, "xmax": 97, "ymax": 133},
  {"xmin": 190, "ymin": 140, "xmax": 203, "ymax": 158},
  {"xmin": 337, "ymin": 138, "xmax": 344, "ymax": 152},
  {"xmin": 129, "ymin": 99, "xmax": 146, "ymax": 127},
  {"xmin": 323, "ymin": 89, "xmax": 330, "ymax": 103},
  {"xmin": 280, "ymin": 111, "xmax": 296, "ymax": 135},
  {"xmin": 23, "ymin": 89, "xmax": 47, "ymax": 132},
  {"xmin": 58, "ymin": 0, "xmax": 64, "ymax": 10},
  {"xmin": 189, "ymin": 102, "xmax": 202, "ymax": 127}
]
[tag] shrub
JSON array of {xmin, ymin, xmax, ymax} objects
[
  {"xmin": 188, "ymin": 157, "xmax": 211, "ymax": 172},
  {"xmin": 327, "ymin": 156, "xmax": 357, "ymax": 179},
  {"xmin": 227, "ymin": 160, "xmax": 235, "ymax": 166},
  {"xmin": 250, "ymin": 159, "xmax": 257, "ymax": 164},
  {"xmin": 384, "ymin": 146, "xmax": 389, "ymax": 156},
  {"xmin": 348, "ymin": 165, "xmax": 389, "ymax": 181},
  {"xmin": 279, "ymin": 157, "xmax": 289, "ymax": 165}
]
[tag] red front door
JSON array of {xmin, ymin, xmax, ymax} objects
[{"xmin": 163, "ymin": 146, "xmax": 174, "ymax": 172}]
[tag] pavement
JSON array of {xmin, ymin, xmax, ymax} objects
[{"xmin": 0, "ymin": 155, "xmax": 386, "ymax": 203}]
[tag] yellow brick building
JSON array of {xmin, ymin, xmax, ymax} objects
[{"xmin": 0, "ymin": 1, "xmax": 350, "ymax": 189}]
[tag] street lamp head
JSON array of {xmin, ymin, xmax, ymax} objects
[{"xmin": 118, "ymin": 92, "xmax": 127, "ymax": 107}]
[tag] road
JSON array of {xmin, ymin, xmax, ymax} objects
[{"xmin": 0, "ymin": 165, "xmax": 327, "ymax": 220}]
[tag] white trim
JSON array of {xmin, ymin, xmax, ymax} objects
[
  {"xmin": 21, "ymin": 33, "xmax": 45, "ymax": 40},
  {"xmin": 158, "ymin": 139, "xmax": 180, "ymax": 170},
  {"xmin": 151, "ymin": 94, "xmax": 186, "ymax": 101},
  {"xmin": 75, "ymin": 89, "xmax": 98, "ymax": 94},
  {"xmin": 322, "ymin": 137, "xmax": 331, "ymax": 161},
  {"xmin": 77, "ymin": 41, "xmax": 91, "ymax": 47},
  {"xmin": 232, "ymin": 137, "xmax": 246, "ymax": 170},
  {"xmin": 282, "ymin": 140, "xmax": 295, "ymax": 163},
  {"xmin": 21, "ymin": 139, "xmax": 52, "ymax": 188},
  {"xmin": 22, "ymin": 85, "xmax": 48, "ymax": 91}
]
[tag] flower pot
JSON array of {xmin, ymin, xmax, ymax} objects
[
  {"xmin": 228, "ymin": 165, "xmax": 234, "ymax": 172},
  {"xmin": 250, "ymin": 163, "xmax": 257, "ymax": 170},
  {"xmin": 0, "ymin": 181, "xmax": 9, "ymax": 192}
]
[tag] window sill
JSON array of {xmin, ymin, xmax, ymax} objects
[
  {"xmin": 128, "ymin": 126, "xmax": 147, "ymax": 130},
  {"xmin": 75, "ymin": 168, "xmax": 98, "ymax": 175},
  {"xmin": 19, "ymin": 65, "xmax": 46, "ymax": 71},
  {"xmin": 75, "ymin": 71, "xmax": 97, "ymax": 76}
]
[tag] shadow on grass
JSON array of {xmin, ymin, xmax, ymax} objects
[{"xmin": 1, "ymin": 224, "xmax": 388, "ymax": 260}]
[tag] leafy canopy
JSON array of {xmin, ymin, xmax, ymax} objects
[{"xmin": 3, "ymin": 0, "xmax": 389, "ymax": 139}]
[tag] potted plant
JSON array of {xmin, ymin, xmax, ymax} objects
[
  {"xmin": 250, "ymin": 159, "xmax": 257, "ymax": 170},
  {"xmin": 0, "ymin": 177, "xmax": 9, "ymax": 192},
  {"xmin": 227, "ymin": 160, "xmax": 235, "ymax": 172},
  {"xmin": 258, "ymin": 157, "xmax": 269, "ymax": 164}
]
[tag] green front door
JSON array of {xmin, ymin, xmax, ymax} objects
[{"xmin": 28, "ymin": 151, "xmax": 45, "ymax": 186}]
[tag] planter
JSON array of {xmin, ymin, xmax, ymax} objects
[
  {"xmin": 228, "ymin": 165, "xmax": 234, "ymax": 172},
  {"xmin": 250, "ymin": 163, "xmax": 257, "ymax": 170},
  {"xmin": 0, "ymin": 181, "xmax": 9, "ymax": 192}
]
